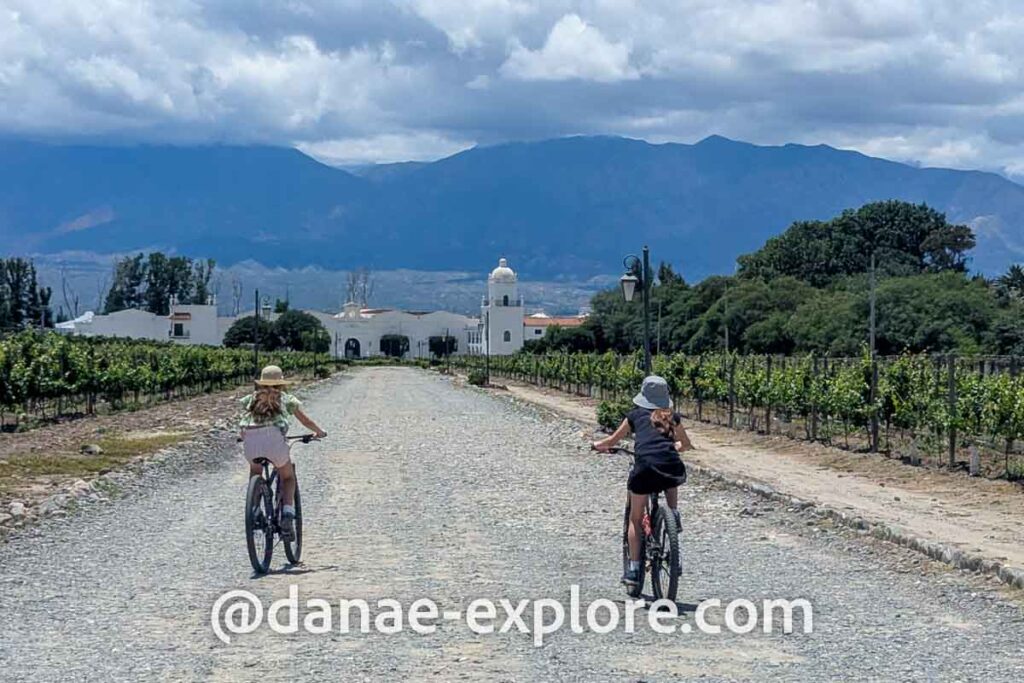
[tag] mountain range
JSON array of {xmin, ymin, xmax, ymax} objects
[{"xmin": 3, "ymin": 135, "xmax": 1024, "ymax": 280}]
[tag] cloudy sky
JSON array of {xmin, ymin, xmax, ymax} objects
[{"xmin": 2, "ymin": 1, "xmax": 1023, "ymax": 177}]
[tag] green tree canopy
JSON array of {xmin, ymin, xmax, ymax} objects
[
  {"xmin": 274, "ymin": 310, "xmax": 328, "ymax": 352},
  {"xmin": 223, "ymin": 316, "xmax": 280, "ymax": 350},
  {"xmin": 737, "ymin": 201, "xmax": 975, "ymax": 287}
]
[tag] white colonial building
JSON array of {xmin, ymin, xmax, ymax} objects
[
  {"xmin": 318, "ymin": 303, "xmax": 477, "ymax": 359},
  {"xmin": 56, "ymin": 256, "xmax": 583, "ymax": 358}
]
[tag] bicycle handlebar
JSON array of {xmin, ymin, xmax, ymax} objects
[
  {"xmin": 590, "ymin": 444, "xmax": 634, "ymax": 457},
  {"xmin": 287, "ymin": 433, "xmax": 326, "ymax": 443},
  {"xmin": 236, "ymin": 432, "xmax": 327, "ymax": 444}
]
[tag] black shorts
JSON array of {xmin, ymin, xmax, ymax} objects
[{"xmin": 627, "ymin": 459, "xmax": 687, "ymax": 495}]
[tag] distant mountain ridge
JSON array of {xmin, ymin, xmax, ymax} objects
[{"xmin": 3, "ymin": 135, "xmax": 1023, "ymax": 279}]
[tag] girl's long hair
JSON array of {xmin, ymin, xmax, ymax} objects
[
  {"xmin": 249, "ymin": 386, "xmax": 282, "ymax": 421},
  {"xmin": 651, "ymin": 408, "xmax": 674, "ymax": 438}
]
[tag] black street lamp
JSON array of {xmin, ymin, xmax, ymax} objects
[{"xmin": 620, "ymin": 245, "xmax": 652, "ymax": 374}]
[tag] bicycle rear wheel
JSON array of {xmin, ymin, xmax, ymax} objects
[
  {"xmin": 245, "ymin": 475, "xmax": 274, "ymax": 574},
  {"xmin": 283, "ymin": 481, "xmax": 303, "ymax": 564},
  {"xmin": 650, "ymin": 503, "xmax": 680, "ymax": 602},
  {"xmin": 621, "ymin": 500, "xmax": 646, "ymax": 598}
]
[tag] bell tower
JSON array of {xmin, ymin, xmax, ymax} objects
[{"xmin": 481, "ymin": 257, "xmax": 524, "ymax": 355}]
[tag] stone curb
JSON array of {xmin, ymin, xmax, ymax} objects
[
  {"xmin": 687, "ymin": 462, "xmax": 1024, "ymax": 591},
  {"xmin": 489, "ymin": 381, "xmax": 1024, "ymax": 592}
]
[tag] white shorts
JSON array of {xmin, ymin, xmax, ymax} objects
[{"xmin": 242, "ymin": 426, "xmax": 291, "ymax": 468}]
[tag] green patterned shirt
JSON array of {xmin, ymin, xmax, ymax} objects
[{"xmin": 239, "ymin": 392, "xmax": 302, "ymax": 433}]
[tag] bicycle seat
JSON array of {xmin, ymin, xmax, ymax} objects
[{"xmin": 252, "ymin": 457, "xmax": 270, "ymax": 465}]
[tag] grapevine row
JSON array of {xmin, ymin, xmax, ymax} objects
[
  {"xmin": 0, "ymin": 331, "xmax": 331, "ymax": 424},
  {"xmin": 453, "ymin": 351, "xmax": 1024, "ymax": 477}
]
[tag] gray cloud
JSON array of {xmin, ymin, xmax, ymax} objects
[{"xmin": 1, "ymin": 0, "xmax": 1023, "ymax": 176}]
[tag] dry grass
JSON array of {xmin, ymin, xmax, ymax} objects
[{"xmin": 0, "ymin": 431, "xmax": 187, "ymax": 490}]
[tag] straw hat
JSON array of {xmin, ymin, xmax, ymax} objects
[{"xmin": 255, "ymin": 365, "xmax": 289, "ymax": 387}]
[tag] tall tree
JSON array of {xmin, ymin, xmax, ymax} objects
[{"xmin": 104, "ymin": 254, "xmax": 147, "ymax": 312}]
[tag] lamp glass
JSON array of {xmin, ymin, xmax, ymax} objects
[{"xmin": 620, "ymin": 273, "xmax": 639, "ymax": 302}]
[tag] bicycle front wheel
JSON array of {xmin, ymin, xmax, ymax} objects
[
  {"xmin": 245, "ymin": 475, "xmax": 274, "ymax": 574},
  {"xmin": 283, "ymin": 482, "xmax": 303, "ymax": 565},
  {"xmin": 650, "ymin": 503, "xmax": 680, "ymax": 602}
]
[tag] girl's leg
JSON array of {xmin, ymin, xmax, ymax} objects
[
  {"xmin": 277, "ymin": 463, "xmax": 297, "ymax": 507},
  {"xmin": 627, "ymin": 492, "xmax": 648, "ymax": 561},
  {"xmin": 664, "ymin": 486, "xmax": 678, "ymax": 509},
  {"xmin": 248, "ymin": 462, "xmax": 262, "ymax": 477}
]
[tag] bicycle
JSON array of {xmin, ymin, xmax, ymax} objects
[
  {"xmin": 603, "ymin": 446, "xmax": 682, "ymax": 602},
  {"xmin": 243, "ymin": 433, "xmax": 323, "ymax": 574}
]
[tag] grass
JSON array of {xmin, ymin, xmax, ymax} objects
[{"xmin": 0, "ymin": 432, "xmax": 188, "ymax": 489}]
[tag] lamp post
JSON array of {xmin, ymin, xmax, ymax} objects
[
  {"xmin": 485, "ymin": 308, "xmax": 491, "ymax": 384},
  {"xmin": 620, "ymin": 245, "xmax": 652, "ymax": 374}
]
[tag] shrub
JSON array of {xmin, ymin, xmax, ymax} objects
[
  {"xmin": 597, "ymin": 397, "xmax": 633, "ymax": 431},
  {"xmin": 467, "ymin": 369, "xmax": 488, "ymax": 386}
]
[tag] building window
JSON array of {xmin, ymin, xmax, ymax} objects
[
  {"xmin": 172, "ymin": 323, "xmax": 186, "ymax": 338},
  {"xmin": 535, "ymin": 328, "xmax": 543, "ymax": 335},
  {"xmin": 503, "ymin": 330, "xmax": 511, "ymax": 342},
  {"xmin": 502, "ymin": 295, "xmax": 509, "ymax": 306}
]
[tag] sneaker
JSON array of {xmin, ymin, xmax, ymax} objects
[
  {"xmin": 621, "ymin": 568, "xmax": 641, "ymax": 588},
  {"xmin": 280, "ymin": 509, "xmax": 296, "ymax": 542}
]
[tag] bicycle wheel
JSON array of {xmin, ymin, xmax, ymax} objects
[
  {"xmin": 621, "ymin": 500, "xmax": 646, "ymax": 598},
  {"xmin": 283, "ymin": 481, "xmax": 303, "ymax": 564},
  {"xmin": 650, "ymin": 502, "xmax": 680, "ymax": 602},
  {"xmin": 245, "ymin": 475, "xmax": 274, "ymax": 574}
]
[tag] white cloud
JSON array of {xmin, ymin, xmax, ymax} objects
[
  {"xmin": 1, "ymin": 1, "xmax": 1024, "ymax": 176},
  {"xmin": 298, "ymin": 131, "xmax": 474, "ymax": 165},
  {"xmin": 500, "ymin": 14, "xmax": 637, "ymax": 82}
]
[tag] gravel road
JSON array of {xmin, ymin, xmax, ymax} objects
[{"xmin": 2, "ymin": 367, "xmax": 1023, "ymax": 682}]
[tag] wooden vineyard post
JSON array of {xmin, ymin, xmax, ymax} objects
[
  {"xmin": 947, "ymin": 355, "xmax": 957, "ymax": 469},
  {"xmin": 870, "ymin": 358, "xmax": 879, "ymax": 453},
  {"xmin": 728, "ymin": 356, "xmax": 736, "ymax": 429},
  {"xmin": 765, "ymin": 355, "xmax": 773, "ymax": 435},
  {"xmin": 811, "ymin": 356, "xmax": 819, "ymax": 442}
]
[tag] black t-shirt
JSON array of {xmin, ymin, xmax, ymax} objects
[{"xmin": 627, "ymin": 407, "xmax": 681, "ymax": 464}]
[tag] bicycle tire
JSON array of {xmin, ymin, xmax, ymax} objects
[
  {"xmin": 283, "ymin": 481, "xmax": 303, "ymax": 564},
  {"xmin": 650, "ymin": 503, "xmax": 680, "ymax": 602},
  {"xmin": 621, "ymin": 501, "xmax": 646, "ymax": 598},
  {"xmin": 245, "ymin": 475, "xmax": 274, "ymax": 574}
]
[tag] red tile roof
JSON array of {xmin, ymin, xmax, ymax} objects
[{"xmin": 523, "ymin": 316, "xmax": 587, "ymax": 328}]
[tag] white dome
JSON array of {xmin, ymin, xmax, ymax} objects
[{"xmin": 489, "ymin": 257, "xmax": 517, "ymax": 283}]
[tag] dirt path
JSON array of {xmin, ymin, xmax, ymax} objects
[
  {"xmin": 3, "ymin": 368, "xmax": 1024, "ymax": 681},
  {"xmin": 502, "ymin": 382, "xmax": 1024, "ymax": 573}
]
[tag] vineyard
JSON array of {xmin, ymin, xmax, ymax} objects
[
  {"xmin": 453, "ymin": 351, "xmax": 1024, "ymax": 480},
  {"xmin": 0, "ymin": 331, "xmax": 332, "ymax": 428}
]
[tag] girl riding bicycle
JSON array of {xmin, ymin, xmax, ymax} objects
[
  {"xmin": 240, "ymin": 365, "xmax": 326, "ymax": 540},
  {"xmin": 592, "ymin": 375, "xmax": 693, "ymax": 590}
]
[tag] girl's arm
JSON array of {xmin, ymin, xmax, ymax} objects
[
  {"xmin": 294, "ymin": 408, "xmax": 327, "ymax": 438},
  {"xmin": 592, "ymin": 418, "xmax": 631, "ymax": 452},
  {"xmin": 673, "ymin": 420, "xmax": 694, "ymax": 453}
]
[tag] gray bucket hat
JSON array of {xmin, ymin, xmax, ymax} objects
[{"xmin": 633, "ymin": 375, "xmax": 671, "ymax": 410}]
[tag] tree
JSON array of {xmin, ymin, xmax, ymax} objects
[
  {"xmin": 737, "ymin": 201, "xmax": 975, "ymax": 286},
  {"xmin": 274, "ymin": 310, "xmax": 327, "ymax": 352},
  {"xmin": 104, "ymin": 254, "xmax": 146, "ymax": 312},
  {"xmin": 525, "ymin": 326, "xmax": 596, "ymax": 354},
  {"xmin": 0, "ymin": 258, "xmax": 52, "ymax": 330},
  {"xmin": 346, "ymin": 267, "xmax": 374, "ymax": 307},
  {"xmin": 657, "ymin": 262, "xmax": 684, "ymax": 286},
  {"xmin": 274, "ymin": 298, "xmax": 290, "ymax": 314},
  {"xmin": 191, "ymin": 258, "xmax": 216, "ymax": 305},
  {"xmin": 997, "ymin": 264, "xmax": 1024, "ymax": 302},
  {"xmin": 429, "ymin": 335, "xmax": 458, "ymax": 358},
  {"xmin": 223, "ymin": 316, "xmax": 280, "ymax": 350},
  {"xmin": 380, "ymin": 334, "xmax": 409, "ymax": 358}
]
